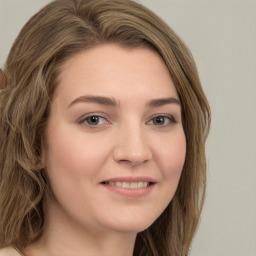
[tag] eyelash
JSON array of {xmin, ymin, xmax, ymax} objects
[
  {"xmin": 78, "ymin": 114, "xmax": 176, "ymax": 128},
  {"xmin": 146, "ymin": 115, "xmax": 177, "ymax": 127},
  {"xmin": 78, "ymin": 114, "xmax": 110, "ymax": 126}
]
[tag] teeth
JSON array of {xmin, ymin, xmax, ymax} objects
[
  {"xmin": 130, "ymin": 182, "xmax": 137, "ymax": 188},
  {"xmin": 105, "ymin": 181, "xmax": 150, "ymax": 188},
  {"xmin": 116, "ymin": 181, "xmax": 122, "ymax": 187}
]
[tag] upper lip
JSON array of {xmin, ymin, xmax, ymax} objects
[{"xmin": 100, "ymin": 176, "xmax": 157, "ymax": 183}]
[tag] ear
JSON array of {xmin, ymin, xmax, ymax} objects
[
  {"xmin": 0, "ymin": 69, "xmax": 7, "ymax": 89},
  {"xmin": 39, "ymin": 143, "xmax": 46, "ymax": 170},
  {"xmin": 36, "ymin": 137, "xmax": 47, "ymax": 171}
]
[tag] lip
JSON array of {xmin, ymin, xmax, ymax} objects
[
  {"xmin": 101, "ymin": 176, "xmax": 157, "ymax": 183},
  {"xmin": 100, "ymin": 176, "xmax": 157, "ymax": 198}
]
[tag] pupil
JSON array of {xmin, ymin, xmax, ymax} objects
[
  {"xmin": 89, "ymin": 116, "xmax": 99, "ymax": 124},
  {"xmin": 154, "ymin": 116, "xmax": 164, "ymax": 125}
]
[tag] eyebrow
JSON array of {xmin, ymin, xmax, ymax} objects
[
  {"xmin": 147, "ymin": 97, "xmax": 181, "ymax": 107},
  {"xmin": 67, "ymin": 95, "xmax": 181, "ymax": 109},
  {"xmin": 68, "ymin": 95, "xmax": 118, "ymax": 108}
]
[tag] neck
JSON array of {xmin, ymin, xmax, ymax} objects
[{"xmin": 24, "ymin": 199, "xmax": 136, "ymax": 256}]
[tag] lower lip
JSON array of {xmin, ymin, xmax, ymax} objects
[{"xmin": 101, "ymin": 184, "xmax": 155, "ymax": 198}]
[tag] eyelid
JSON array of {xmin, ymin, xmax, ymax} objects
[
  {"xmin": 77, "ymin": 112, "xmax": 178, "ymax": 127},
  {"xmin": 78, "ymin": 112, "xmax": 111, "ymax": 125},
  {"xmin": 146, "ymin": 114, "xmax": 177, "ymax": 126}
]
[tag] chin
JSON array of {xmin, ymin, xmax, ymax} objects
[{"xmin": 101, "ymin": 213, "xmax": 159, "ymax": 234}]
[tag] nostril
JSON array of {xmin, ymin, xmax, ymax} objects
[{"xmin": 113, "ymin": 141, "xmax": 152, "ymax": 167}]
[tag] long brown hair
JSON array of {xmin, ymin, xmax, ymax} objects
[{"xmin": 0, "ymin": 0, "xmax": 210, "ymax": 255}]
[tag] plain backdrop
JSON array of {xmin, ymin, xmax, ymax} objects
[{"xmin": 0, "ymin": 1, "xmax": 256, "ymax": 255}]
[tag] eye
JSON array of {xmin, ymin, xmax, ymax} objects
[
  {"xmin": 79, "ymin": 115, "xmax": 109, "ymax": 126},
  {"xmin": 147, "ymin": 115, "xmax": 176, "ymax": 126}
]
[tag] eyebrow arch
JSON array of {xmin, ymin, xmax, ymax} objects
[
  {"xmin": 68, "ymin": 95, "xmax": 118, "ymax": 109},
  {"xmin": 147, "ymin": 97, "xmax": 181, "ymax": 107},
  {"xmin": 68, "ymin": 95, "xmax": 181, "ymax": 109}
]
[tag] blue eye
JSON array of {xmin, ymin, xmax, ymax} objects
[
  {"xmin": 80, "ymin": 115, "xmax": 108, "ymax": 126},
  {"xmin": 147, "ymin": 115, "xmax": 176, "ymax": 126}
]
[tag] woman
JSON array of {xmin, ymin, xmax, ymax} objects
[{"xmin": 0, "ymin": 0, "xmax": 210, "ymax": 255}]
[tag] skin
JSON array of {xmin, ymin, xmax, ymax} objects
[{"xmin": 25, "ymin": 44, "xmax": 186, "ymax": 256}]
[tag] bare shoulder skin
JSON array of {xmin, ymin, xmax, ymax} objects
[{"xmin": 0, "ymin": 247, "xmax": 21, "ymax": 256}]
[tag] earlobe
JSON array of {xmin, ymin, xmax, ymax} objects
[
  {"xmin": 37, "ymin": 140, "xmax": 47, "ymax": 171},
  {"xmin": 38, "ymin": 154, "xmax": 46, "ymax": 171},
  {"xmin": 0, "ymin": 69, "xmax": 7, "ymax": 89}
]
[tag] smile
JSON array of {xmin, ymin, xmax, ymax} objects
[
  {"xmin": 103, "ymin": 181, "xmax": 151, "ymax": 188},
  {"xmin": 100, "ymin": 177, "xmax": 156, "ymax": 197}
]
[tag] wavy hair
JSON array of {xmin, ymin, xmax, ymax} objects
[{"xmin": 0, "ymin": 0, "xmax": 210, "ymax": 255}]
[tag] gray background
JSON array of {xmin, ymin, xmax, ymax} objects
[{"xmin": 0, "ymin": 0, "xmax": 256, "ymax": 255}]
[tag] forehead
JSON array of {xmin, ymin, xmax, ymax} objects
[{"xmin": 54, "ymin": 44, "xmax": 178, "ymax": 104}]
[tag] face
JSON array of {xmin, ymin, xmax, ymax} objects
[{"xmin": 45, "ymin": 44, "xmax": 186, "ymax": 235}]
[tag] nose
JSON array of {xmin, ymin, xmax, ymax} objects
[{"xmin": 113, "ymin": 125, "xmax": 152, "ymax": 167}]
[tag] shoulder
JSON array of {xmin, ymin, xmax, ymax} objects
[{"xmin": 0, "ymin": 247, "xmax": 21, "ymax": 256}]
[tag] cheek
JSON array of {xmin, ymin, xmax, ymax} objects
[
  {"xmin": 45, "ymin": 126, "xmax": 111, "ymax": 183},
  {"xmin": 44, "ymin": 128, "xmax": 110, "ymax": 214},
  {"xmin": 155, "ymin": 130, "xmax": 186, "ymax": 179}
]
